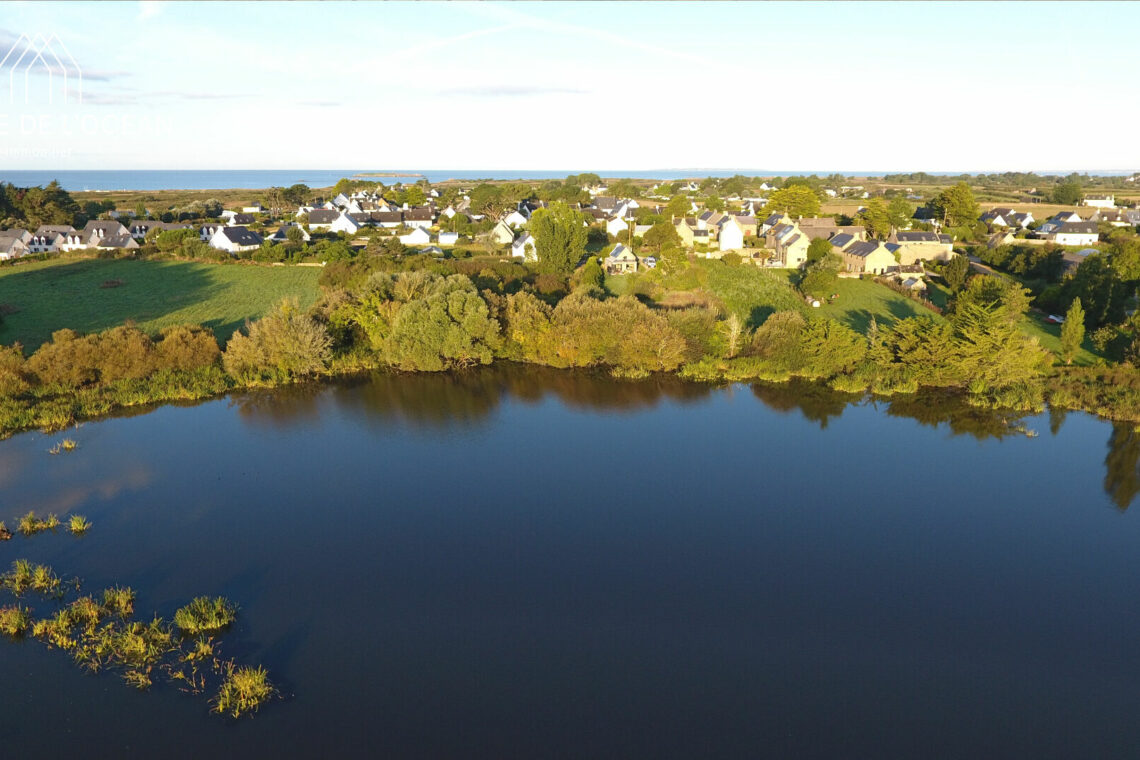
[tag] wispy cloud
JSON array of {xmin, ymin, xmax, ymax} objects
[
  {"xmin": 435, "ymin": 84, "xmax": 588, "ymax": 98},
  {"xmin": 299, "ymin": 99, "xmax": 342, "ymax": 107}
]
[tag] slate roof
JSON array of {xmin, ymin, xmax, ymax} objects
[
  {"xmin": 219, "ymin": 226, "xmax": 264, "ymax": 246},
  {"xmin": 308, "ymin": 209, "xmax": 339, "ymax": 224},
  {"xmin": 894, "ymin": 231, "xmax": 943, "ymax": 243}
]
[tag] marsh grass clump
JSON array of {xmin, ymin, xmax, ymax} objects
[
  {"xmin": 16, "ymin": 511, "xmax": 59, "ymax": 536},
  {"xmin": 68, "ymin": 515, "xmax": 92, "ymax": 535},
  {"xmin": 213, "ymin": 664, "xmax": 275, "ymax": 718},
  {"xmin": 101, "ymin": 587, "xmax": 136, "ymax": 619},
  {"xmin": 67, "ymin": 596, "xmax": 105, "ymax": 632},
  {"xmin": 0, "ymin": 563, "xmax": 273, "ymax": 719},
  {"xmin": 33, "ymin": 609, "xmax": 78, "ymax": 650},
  {"xmin": 48, "ymin": 438, "xmax": 78, "ymax": 455},
  {"xmin": 30, "ymin": 563, "xmax": 61, "ymax": 595},
  {"xmin": 174, "ymin": 597, "xmax": 237, "ymax": 636},
  {"xmin": 0, "ymin": 605, "xmax": 32, "ymax": 637},
  {"xmin": 0, "ymin": 521, "xmax": 10, "ymax": 541},
  {"xmin": 6, "ymin": 559, "xmax": 34, "ymax": 592},
  {"xmin": 3, "ymin": 560, "xmax": 61, "ymax": 596}
]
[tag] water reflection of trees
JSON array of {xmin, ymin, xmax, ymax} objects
[
  {"xmin": 238, "ymin": 364, "xmax": 715, "ymax": 431},
  {"xmin": 228, "ymin": 366, "xmax": 1140, "ymax": 510},
  {"xmin": 1105, "ymin": 424, "xmax": 1140, "ymax": 510},
  {"xmin": 883, "ymin": 391, "xmax": 1032, "ymax": 440},
  {"xmin": 749, "ymin": 381, "xmax": 852, "ymax": 429}
]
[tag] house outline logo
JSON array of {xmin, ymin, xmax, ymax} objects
[{"xmin": 0, "ymin": 32, "xmax": 83, "ymax": 105}]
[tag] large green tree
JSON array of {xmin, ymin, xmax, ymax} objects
[
  {"xmin": 886, "ymin": 196, "xmax": 914, "ymax": 229},
  {"xmin": 763, "ymin": 185, "xmax": 821, "ymax": 218},
  {"xmin": 857, "ymin": 199, "xmax": 892, "ymax": 239},
  {"xmin": 930, "ymin": 182, "xmax": 980, "ymax": 227},
  {"xmin": 1060, "ymin": 297, "xmax": 1086, "ymax": 365},
  {"xmin": 1052, "ymin": 180, "xmax": 1082, "ymax": 205},
  {"xmin": 529, "ymin": 202, "xmax": 588, "ymax": 275}
]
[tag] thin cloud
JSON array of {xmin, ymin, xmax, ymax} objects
[
  {"xmin": 299, "ymin": 99, "xmax": 341, "ymax": 107},
  {"xmin": 436, "ymin": 84, "xmax": 588, "ymax": 98}
]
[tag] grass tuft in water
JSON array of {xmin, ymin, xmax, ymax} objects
[
  {"xmin": 213, "ymin": 664, "xmax": 275, "ymax": 718},
  {"xmin": 3, "ymin": 560, "xmax": 61, "ymax": 597},
  {"xmin": 174, "ymin": 597, "xmax": 238, "ymax": 636},
  {"xmin": 68, "ymin": 515, "xmax": 92, "ymax": 535},
  {"xmin": 101, "ymin": 587, "xmax": 136, "ymax": 619},
  {"xmin": 49, "ymin": 438, "xmax": 78, "ymax": 455},
  {"xmin": 0, "ymin": 521, "xmax": 10, "ymax": 540},
  {"xmin": 0, "ymin": 605, "xmax": 32, "ymax": 637},
  {"xmin": 15, "ymin": 511, "xmax": 59, "ymax": 536}
]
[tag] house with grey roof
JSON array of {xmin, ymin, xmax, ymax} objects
[
  {"xmin": 209, "ymin": 226, "xmax": 264, "ymax": 253},
  {"xmin": 889, "ymin": 230, "xmax": 954, "ymax": 265},
  {"xmin": 0, "ymin": 229, "xmax": 32, "ymax": 260}
]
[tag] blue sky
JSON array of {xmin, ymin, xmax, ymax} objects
[{"xmin": 0, "ymin": 1, "xmax": 1137, "ymax": 172}]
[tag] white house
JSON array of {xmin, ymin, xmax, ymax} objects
[
  {"xmin": 511, "ymin": 233, "xmax": 537, "ymax": 262},
  {"xmin": 489, "ymin": 220, "xmax": 515, "ymax": 246},
  {"xmin": 307, "ymin": 209, "xmax": 339, "ymax": 230},
  {"xmin": 718, "ymin": 218, "xmax": 745, "ymax": 252},
  {"xmin": 29, "ymin": 225, "xmax": 74, "ymax": 253},
  {"xmin": 0, "ymin": 229, "xmax": 31, "ymax": 259},
  {"xmin": 503, "ymin": 210, "xmax": 529, "ymax": 228},
  {"xmin": 604, "ymin": 243, "xmax": 638, "ymax": 274},
  {"xmin": 242, "ymin": 203, "xmax": 265, "ymax": 214},
  {"xmin": 402, "ymin": 208, "xmax": 434, "ymax": 229},
  {"xmin": 1083, "ymin": 193, "xmax": 1115, "ymax": 209},
  {"xmin": 330, "ymin": 212, "xmax": 362, "ymax": 235},
  {"xmin": 399, "ymin": 227, "xmax": 431, "ymax": 246},
  {"xmin": 199, "ymin": 223, "xmax": 226, "ymax": 242},
  {"xmin": 209, "ymin": 226, "xmax": 264, "ymax": 253},
  {"xmin": 1052, "ymin": 221, "xmax": 1099, "ymax": 247},
  {"xmin": 605, "ymin": 216, "xmax": 628, "ymax": 237},
  {"xmin": 438, "ymin": 232, "xmax": 459, "ymax": 247}
]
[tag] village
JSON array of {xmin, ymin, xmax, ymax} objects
[{"xmin": 4, "ymin": 177, "xmax": 1138, "ymax": 306}]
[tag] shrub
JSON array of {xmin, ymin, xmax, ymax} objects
[
  {"xmin": 155, "ymin": 325, "xmax": 221, "ymax": 370},
  {"xmin": 223, "ymin": 299, "xmax": 332, "ymax": 381},
  {"xmin": 0, "ymin": 344, "xmax": 31, "ymax": 397}
]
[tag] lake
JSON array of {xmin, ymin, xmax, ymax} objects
[{"xmin": 2, "ymin": 367, "xmax": 1140, "ymax": 758}]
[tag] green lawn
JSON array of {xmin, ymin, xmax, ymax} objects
[
  {"xmin": 694, "ymin": 260, "xmax": 804, "ymax": 326},
  {"xmin": 810, "ymin": 277, "xmax": 939, "ymax": 333},
  {"xmin": 1021, "ymin": 310, "xmax": 1101, "ymax": 366},
  {"xmin": 0, "ymin": 258, "xmax": 321, "ymax": 350}
]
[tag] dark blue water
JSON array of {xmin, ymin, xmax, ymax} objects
[
  {"xmin": 1, "ymin": 369, "xmax": 1138, "ymax": 758},
  {"xmin": 0, "ymin": 169, "xmax": 907, "ymax": 192}
]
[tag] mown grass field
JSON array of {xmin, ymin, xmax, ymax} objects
[
  {"xmin": 0, "ymin": 258, "xmax": 321, "ymax": 350},
  {"xmin": 806, "ymin": 276, "xmax": 937, "ymax": 332}
]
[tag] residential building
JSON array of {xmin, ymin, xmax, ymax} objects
[
  {"xmin": 489, "ymin": 220, "xmax": 515, "ymax": 246},
  {"xmin": 604, "ymin": 243, "xmax": 638, "ymax": 274},
  {"xmin": 840, "ymin": 240, "xmax": 896, "ymax": 275},
  {"xmin": 511, "ymin": 233, "xmax": 537, "ymax": 262},
  {"xmin": 1051, "ymin": 221, "xmax": 1099, "ymax": 246},
  {"xmin": 209, "ymin": 226, "xmax": 263, "ymax": 253},
  {"xmin": 398, "ymin": 227, "xmax": 431, "ymax": 246},
  {"xmin": 307, "ymin": 209, "xmax": 339, "ymax": 230},
  {"xmin": 889, "ymin": 230, "xmax": 954, "ymax": 265},
  {"xmin": 718, "ymin": 217, "xmax": 745, "ymax": 252},
  {"xmin": 1083, "ymin": 193, "xmax": 1115, "ymax": 209},
  {"xmin": 0, "ymin": 229, "xmax": 31, "ymax": 259}
]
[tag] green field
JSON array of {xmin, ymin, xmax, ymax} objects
[
  {"xmin": 808, "ymin": 277, "xmax": 938, "ymax": 332},
  {"xmin": 0, "ymin": 258, "xmax": 321, "ymax": 351}
]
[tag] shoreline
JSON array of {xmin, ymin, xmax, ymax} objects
[{"xmin": 0, "ymin": 356, "xmax": 1133, "ymax": 442}]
